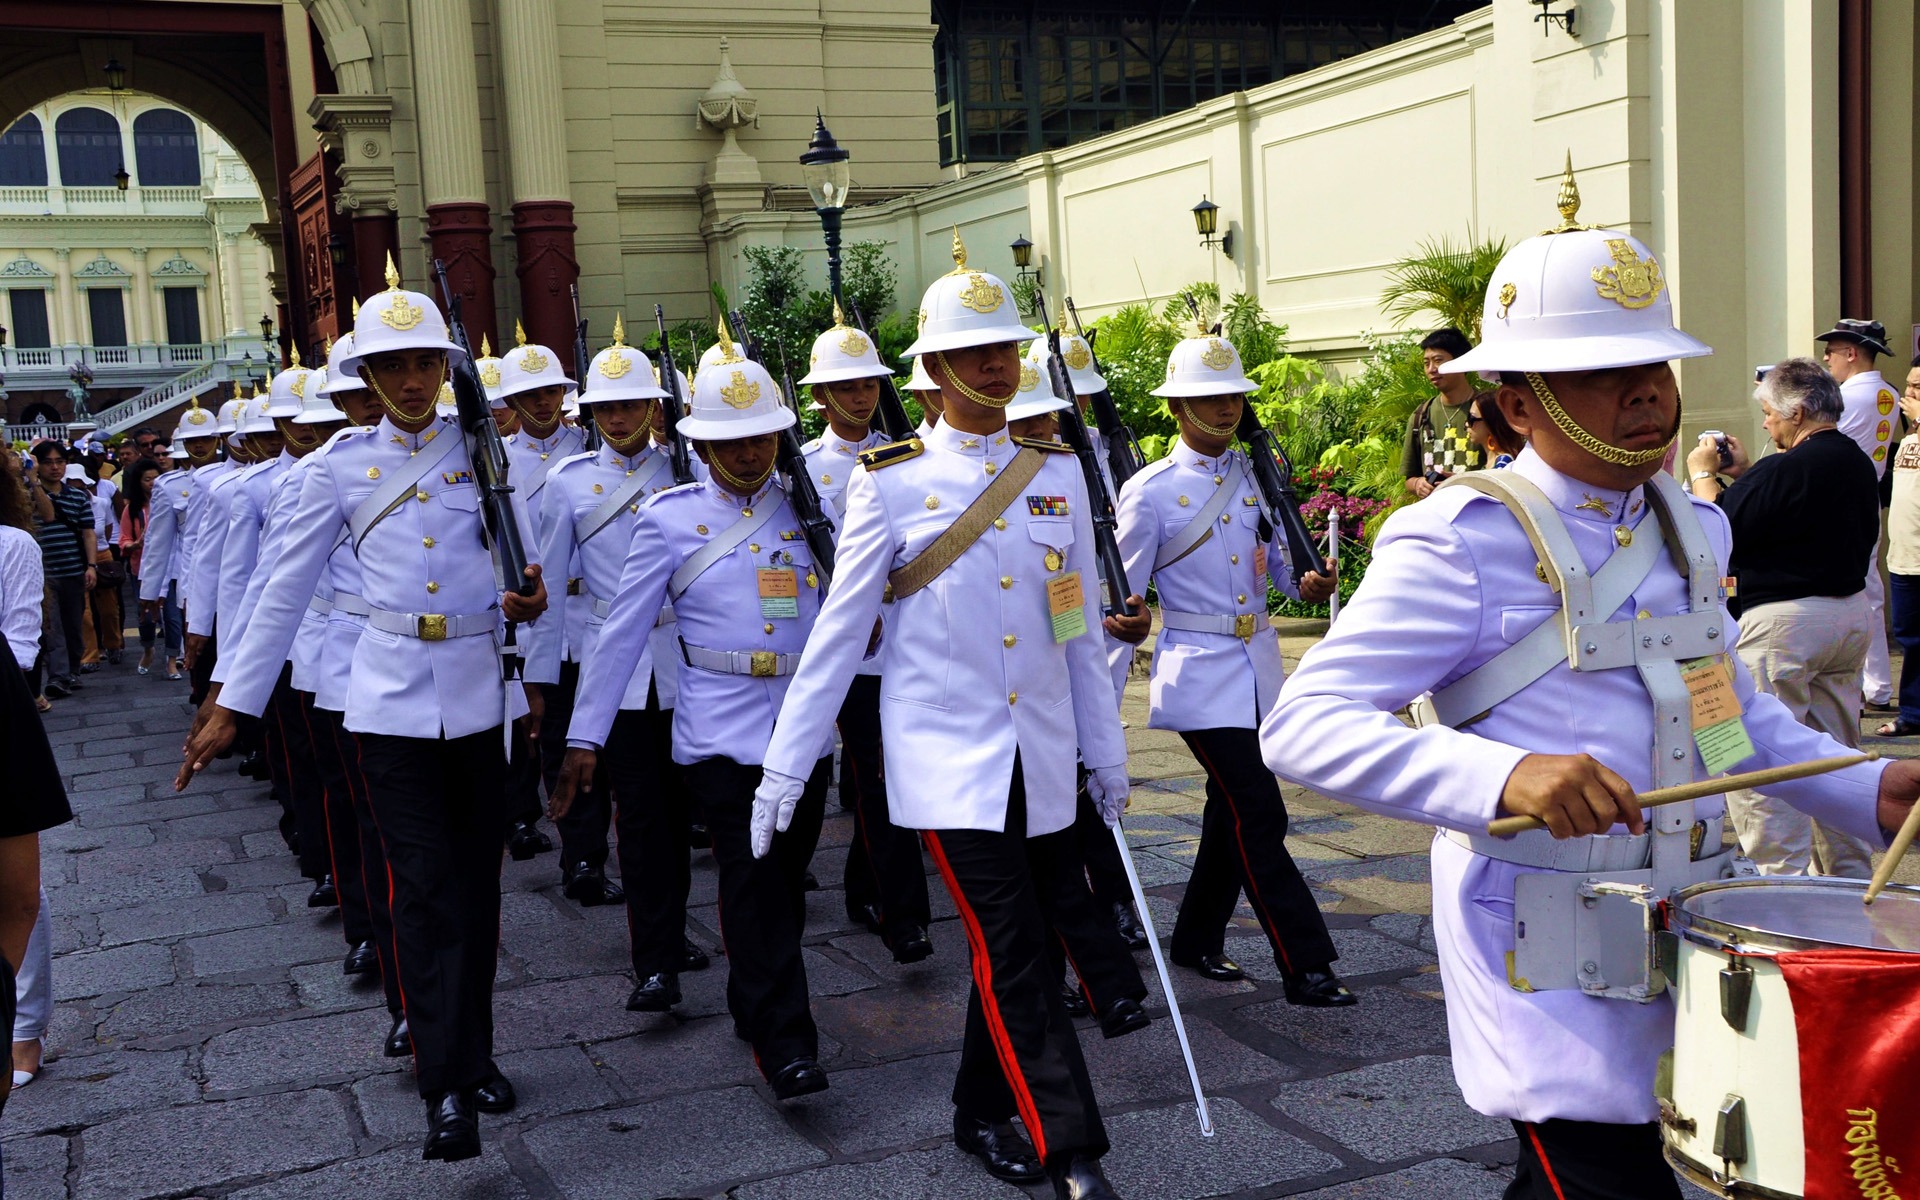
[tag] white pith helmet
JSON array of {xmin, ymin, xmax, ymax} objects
[
  {"xmin": 175, "ymin": 395, "xmax": 219, "ymax": 439},
  {"xmin": 214, "ymin": 390, "xmax": 249, "ymax": 435},
  {"xmin": 292, "ymin": 370, "xmax": 349, "ymax": 425},
  {"xmin": 1152, "ymin": 334, "xmax": 1258, "ymax": 399},
  {"xmin": 436, "ymin": 382, "xmax": 458, "ymax": 414},
  {"xmin": 697, "ymin": 340, "xmax": 729, "ymax": 376},
  {"xmin": 471, "ymin": 333, "xmax": 504, "ymax": 405},
  {"xmin": 238, "ymin": 393, "xmax": 278, "ymax": 436},
  {"xmin": 1443, "ymin": 156, "xmax": 1710, "ymax": 376},
  {"xmin": 318, "ymin": 334, "xmax": 365, "ymax": 397},
  {"xmin": 336, "ymin": 254, "xmax": 466, "ymax": 378},
  {"xmin": 581, "ymin": 314, "xmax": 670, "ymax": 405},
  {"xmin": 678, "ymin": 320, "xmax": 796, "ymax": 441},
  {"xmin": 262, "ymin": 350, "xmax": 312, "ymax": 419},
  {"xmin": 656, "ymin": 362, "xmax": 692, "ymax": 413},
  {"xmin": 798, "ymin": 306, "xmax": 894, "ymax": 388},
  {"xmin": 905, "ymin": 355, "xmax": 939, "ymax": 393},
  {"xmin": 901, "ymin": 229, "xmax": 1036, "ymax": 358},
  {"xmin": 168, "ymin": 435, "xmax": 189, "ymax": 460},
  {"xmin": 497, "ymin": 321, "xmax": 578, "ymax": 402},
  {"xmin": 1051, "ymin": 326, "xmax": 1106, "ymax": 394},
  {"xmin": 1006, "ymin": 352, "xmax": 1071, "ymax": 422}
]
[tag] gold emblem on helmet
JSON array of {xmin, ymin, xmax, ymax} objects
[
  {"xmin": 838, "ymin": 329, "xmax": 869, "ymax": 358},
  {"xmin": 1201, "ymin": 339, "xmax": 1234, "ymax": 371},
  {"xmin": 1591, "ymin": 239, "xmax": 1666, "ymax": 310},
  {"xmin": 289, "ymin": 370, "xmax": 306, "ymax": 399},
  {"xmin": 599, "ymin": 350, "xmax": 632, "ymax": 380},
  {"xmin": 1019, "ymin": 363, "xmax": 1039, "ymax": 392},
  {"xmin": 917, "ymin": 307, "xmax": 928, "ymax": 330},
  {"xmin": 1064, "ymin": 339, "xmax": 1092, "ymax": 371},
  {"xmin": 381, "ymin": 293, "xmax": 425, "ymax": 331},
  {"xmin": 956, "ymin": 273, "xmax": 1005, "ymax": 314},
  {"xmin": 721, "ymin": 369, "xmax": 762, "ymax": 409},
  {"xmin": 520, "ymin": 347, "xmax": 550, "ymax": 374},
  {"xmin": 479, "ymin": 361, "xmax": 502, "ymax": 388}
]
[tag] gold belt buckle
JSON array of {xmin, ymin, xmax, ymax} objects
[
  {"xmin": 750, "ymin": 650, "xmax": 777, "ymax": 677},
  {"xmin": 417, "ymin": 613, "xmax": 448, "ymax": 641},
  {"xmin": 1233, "ymin": 613, "xmax": 1256, "ymax": 641}
]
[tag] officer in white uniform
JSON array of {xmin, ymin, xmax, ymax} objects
[
  {"xmin": 526, "ymin": 321, "xmax": 709, "ymax": 1014},
  {"xmin": 753, "ymin": 238, "xmax": 1130, "ymax": 1199},
  {"xmin": 180, "ymin": 390, "xmax": 255, "ymax": 703},
  {"xmin": 1261, "ymin": 170, "xmax": 1920, "ymax": 1197},
  {"xmin": 140, "ymin": 398, "xmax": 222, "ymax": 676},
  {"xmin": 498, "ymin": 328, "xmax": 580, "ymax": 864},
  {"xmin": 553, "ymin": 332, "xmax": 835, "ymax": 1099},
  {"xmin": 1817, "ymin": 316, "xmax": 1898, "ymax": 708},
  {"xmin": 1112, "ymin": 333, "xmax": 1348, "ymax": 1002},
  {"xmin": 177, "ymin": 262, "xmax": 549, "ymax": 1163},
  {"xmin": 797, "ymin": 311, "xmax": 935, "ymax": 963}
]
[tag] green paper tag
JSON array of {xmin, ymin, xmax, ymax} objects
[
  {"xmin": 1695, "ymin": 718, "xmax": 1755, "ymax": 775},
  {"xmin": 758, "ymin": 568, "xmax": 799, "ymax": 619},
  {"xmin": 1047, "ymin": 571, "xmax": 1088, "ymax": 643}
]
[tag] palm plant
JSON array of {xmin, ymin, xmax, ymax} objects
[{"xmin": 1378, "ymin": 234, "xmax": 1508, "ymax": 341}]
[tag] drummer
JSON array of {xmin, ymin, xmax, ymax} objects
[{"xmin": 1260, "ymin": 162, "xmax": 1920, "ymax": 1196}]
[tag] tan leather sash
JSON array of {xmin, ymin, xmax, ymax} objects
[{"xmin": 886, "ymin": 447, "xmax": 1044, "ymax": 602}]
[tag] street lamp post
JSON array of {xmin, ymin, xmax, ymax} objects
[{"xmin": 799, "ymin": 112, "xmax": 852, "ymax": 303}]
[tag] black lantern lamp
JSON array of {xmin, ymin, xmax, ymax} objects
[
  {"xmin": 327, "ymin": 233, "xmax": 347, "ymax": 267},
  {"xmin": 1192, "ymin": 196, "xmax": 1232, "ymax": 259},
  {"xmin": 113, "ymin": 162, "xmax": 130, "ymax": 192},
  {"xmin": 1010, "ymin": 235, "xmax": 1037, "ymax": 282},
  {"xmin": 103, "ymin": 58, "xmax": 127, "ymax": 92},
  {"xmin": 799, "ymin": 112, "xmax": 852, "ymax": 303}
]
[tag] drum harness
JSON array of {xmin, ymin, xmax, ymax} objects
[{"xmin": 1411, "ymin": 470, "xmax": 1747, "ymax": 1002}]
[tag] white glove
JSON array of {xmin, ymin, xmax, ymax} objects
[
  {"xmin": 751, "ymin": 770, "xmax": 806, "ymax": 858},
  {"xmin": 1086, "ymin": 766, "xmax": 1131, "ymax": 827}
]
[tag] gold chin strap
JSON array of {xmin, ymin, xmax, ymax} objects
[
  {"xmin": 708, "ymin": 453, "xmax": 774, "ymax": 496},
  {"xmin": 602, "ymin": 404, "xmax": 654, "ymax": 455},
  {"xmin": 361, "ymin": 361, "xmax": 448, "ymax": 426},
  {"xmin": 1177, "ymin": 398, "xmax": 1238, "ymax": 439},
  {"xmin": 815, "ymin": 382, "xmax": 873, "ymax": 429},
  {"xmin": 279, "ymin": 420, "xmax": 320, "ymax": 450},
  {"xmin": 931, "ymin": 351, "xmax": 1011, "ymax": 409},
  {"xmin": 1524, "ymin": 372, "xmax": 1679, "ymax": 468}
]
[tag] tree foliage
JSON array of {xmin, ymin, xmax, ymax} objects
[{"xmin": 1378, "ymin": 233, "xmax": 1508, "ymax": 341}]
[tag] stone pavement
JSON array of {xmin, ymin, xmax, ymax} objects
[{"xmin": 5, "ymin": 642, "xmax": 1910, "ymax": 1199}]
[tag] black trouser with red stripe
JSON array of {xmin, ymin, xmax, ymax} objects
[
  {"xmin": 504, "ymin": 718, "xmax": 546, "ymax": 830},
  {"xmin": 1042, "ymin": 823, "xmax": 1144, "ymax": 1016},
  {"xmin": 925, "ymin": 762, "xmax": 1109, "ymax": 1168},
  {"xmin": 543, "ymin": 661, "xmax": 613, "ymax": 867},
  {"xmin": 1506, "ymin": 1119, "xmax": 1681, "ymax": 1199},
  {"xmin": 1072, "ymin": 773, "xmax": 1132, "ymax": 908},
  {"xmin": 300, "ymin": 689, "xmax": 375, "ymax": 948},
  {"xmin": 682, "ymin": 753, "xmax": 831, "ymax": 1075},
  {"xmin": 266, "ymin": 665, "xmax": 326, "ymax": 881},
  {"xmin": 1169, "ymin": 726, "xmax": 1336, "ymax": 974},
  {"xmin": 355, "ymin": 727, "xmax": 508, "ymax": 1098},
  {"xmin": 314, "ymin": 703, "xmax": 402, "ymax": 1016},
  {"xmin": 602, "ymin": 688, "xmax": 694, "ymax": 979},
  {"xmin": 837, "ymin": 675, "xmax": 931, "ymax": 946}
]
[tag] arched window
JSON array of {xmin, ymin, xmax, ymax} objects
[
  {"xmin": 54, "ymin": 107, "xmax": 121, "ymax": 187},
  {"xmin": 133, "ymin": 109, "xmax": 198, "ymax": 186},
  {"xmin": 0, "ymin": 114, "xmax": 47, "ymax": 186}
]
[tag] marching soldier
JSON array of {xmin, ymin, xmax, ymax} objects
[
  {"xmin": 754, "ymin": 237, "xmax": 1130, "ymax": 1198},
  {"xmin": 1112, "ymin": 333, "xmax": 1350, "ymax": 1003},
  {"xmin": 139, "ymin": 398, "xmax": 222, "ymax": 680},
  {"xmin": 1261, "ymin": 166, "xmax": 1920, "ymax": 1196},
  {"xmin": 796, "ymin": 309, "xmax": 933, "ymax": 963},
  {"xmin": 553, "ymin": 329, "xmax": 834, "ymax": 1098},
  {"xmin": 179, "ymin": 391, "xmax": 252, "ymax": 702},
  {"xmin": 177, "ymin": 262, "xmax": 548, "ymax": 1163},
  {"xmin": 526, "ymin": 319, "xmax": 709, "ymax": 1014}
]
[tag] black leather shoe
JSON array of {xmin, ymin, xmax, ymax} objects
[
  {"xmin": 680, "ymin": 938, "xmax": 711, "ymax": 972},
  {"xmin": 1048, "ymin": 1153, "xmax": 1121, "ymax": 1199},
  {"xmin": 1059, "ymin": 983, "xmax": 1089, "ymax": 1016},
  {"xmin": 848, "ymin": 902, "xmax": 884, "ymax": 934},
  {"xmin": 687, "ymin": 822, "xmax": 712, "ymax": 849},
  {"xmin": 953, "ymin": 1111, "xmax": 1044, "ymax": 1183},
  {"xmin": 239, "ymin": 751, "xmax": 270, "ymax": 781},
  {"xmin": 1112, "ymin": 902, "xmax": 1149, "ymax": 950},
  {"xmin": 1171, "ymin": 951, "xmax": 1246, "ymax": 982},
  {"xmin": 421, "ymin": 1091, "xmax": 480, "ymax": 1162},
  {"xmin": 343, "ymin": 940, "xmax": 378, "ymax": 976},
  {"xmin": 802, "ymin": 871, "xmax": 820, "ymax": 892},
  {"xmin": 306, "ymin": 874, "xmax": 338, "ymax": 908},
  {"xmin": 625, "ymin": 972, "xmax": 681, "ymax": 1012},
  {"xmin": 561, "ymin": 862, "xmax": 625, "ymax": 907},
  {"xmin": 1284, "ymin": 968, "xmax": 1357, "ymax": 1008},
  {"xmin": 507, "ymin": 821, "xmax": 552, "ymax": 861},
  {"xmin": 769, "ymin": 1057, "xmax": 829, "ymax": 1100},
  {"xmin": 468, "ymin": 1071, "xmax": 517, "ymax": 1114},
  {"xmin": 891, "ymin": 925, "xmax": 934, "ymax": 965},
  {"xmin": 384, "ymin": 1014, "xmax": 412, "ymax": 1057},
  {"xmin": 1098, "ymin": 996, "xmax": 1151, "ymax": 1040}
]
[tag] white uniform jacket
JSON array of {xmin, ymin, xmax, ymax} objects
[
  {"xmin": 761, "ymin": 422, "xmax": 1127, "ymax": 836},
  {"xmin": 507, "ymin": 426, "xmax": 587, "ymax": 661},
  {"xmin": 216, "ymin": 417, "xmax": 538, "ymax": 739},
  {"xmin": 527, "ymin": 444, "xmax": 679, "ymax": 710},
  {"xmin": 1838, "ymin": 369, "xmax": 1899, "ymax": 477},
  {"xmin": 138, "ymin": 473, "xmax": 192, "ymax": 601},
  {"xmin": 183, "ymin": 462, "xmax": 244, "ymax": 635},
  {"xmin": 803, "ymin": 428, "xmax": 887, "ymax": 679},
  {"xmin": 211, "ymin": 454, "xmax": 291, "ymax": 673},
  {"xmin": 310, "ymin": 433, "xmax": 371, "ymax": 714},
  {"xmin": 566, "ymin": 475, "xmax": 832, "ymax": 767},
  {"xmin": 1115, "ymin": 444, "xmax": 1299, "ymax": 731},
  {"xmin": 1260, "ymin": 448, "xmax": 1890, "ymax": 1125},
  {"xmin": 219, "ymin": 456, "xmax": 309, "ymax": 684}
]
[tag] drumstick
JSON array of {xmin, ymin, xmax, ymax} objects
[
  {"xmin": 1864, "ymin": 794, "xmax": 1920, "ymax": 905},
  {"xmin": 1486, "ymin": 751, "xmax": 1878, "ymax": 837}
]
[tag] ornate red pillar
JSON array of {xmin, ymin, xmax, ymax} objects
[
  {"xmin": 512, "ymin": 201, "xmax": 578, "ymax": 357},
  {"xmin": 426, "ymin": 202, "xmax": 499, "ymax": 351}
]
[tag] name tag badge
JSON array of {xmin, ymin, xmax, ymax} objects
[
  {"xmin": 758, "ymin": 567, "xmax": 800, "ymax": 619},
  {"xmin": 1253, "ymin": 543, "xmax": 1268, "ymax": 580},
  {"xmin": 1047, "ymin": 570, "xmax": 1088, "ymax": 643},
  {"xmin": 1682, "ymin": 654, "xmax": 1754, "ymax": 773}
]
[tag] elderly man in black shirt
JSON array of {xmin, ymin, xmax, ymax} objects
[{"xmin": 1686, "ymin": 356, "xmax": 1880, "ymax": 875}]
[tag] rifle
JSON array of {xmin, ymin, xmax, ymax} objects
[
  {"xmin": 1033, "ymin": 290, "xmax": 1135, "ymax": 619},
  {"xmin": 727, "ymin": 308, "xmax": 837, "ymax": 581},
  {"xmin": 844, "ymin": 300, "xmax": 914, "ymax": 443},
  {"xmin": 651, "ymin": 305, "xmax": 695, "ymax": 486},
  {"xmin": 1176, "ymin": 294, "xmax": 1326, "ymax": 583},
  {"xmin": 1063, "ymin": 296, "xmax": 1144, "ymax": 488},
  {"xmin": 570, "ymin": 284, "xmax": 601, "ymax": 452}
]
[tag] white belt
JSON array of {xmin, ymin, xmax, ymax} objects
[
  {"xmin": 307, "ymin": 595, "xmax": 331, "ymax": 616},
  {"xmin": 1161, "ymin": 609, "xmax": 1266, "ymax": 642},
  {"xmin": 1445, "ymin": 816, "xmax": 1724, "ymax": 872},
  {"xmin": 679, "ymin": 640, "xmax": 799, "ymax": 678},
  {"xmin": 587, "ymin": 592, "xmax": 671, "ymax": 627},
  {"xmin": 332, "ymin": 592, "xmax": 370, "ymax": 617},
  {"xmin": 367, "ymin": 607, "xmax": 497, "ymax": 641}
]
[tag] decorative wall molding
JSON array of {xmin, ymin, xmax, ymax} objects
[
  {"xmin": 0, "ymin": 257, "xmax": 53, "ymax": 279},
  {"xmin": 74, "ymin": 254, "xmax": 132, "ymax": 281},
  {"xmin": 152, "ymin": 255, "xmax": 208, "ymax": 278}
]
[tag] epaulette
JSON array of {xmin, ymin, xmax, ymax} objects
[
  {"xmin": 1012, "ymin": 436, "xmax": 1072, "ymax": 453},
  {"xmin": 857, "ymin": 438, "xmax": 924, "ymax": 470}
]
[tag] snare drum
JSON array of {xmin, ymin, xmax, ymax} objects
[{"xmin": 1660, "ymin": 877, "xmax": 1920, "ymax": 1198}]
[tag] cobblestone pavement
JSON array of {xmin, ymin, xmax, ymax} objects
[{"xmin": 7, "ymin": 640, "xmax": 1908, "ymax": 1199}]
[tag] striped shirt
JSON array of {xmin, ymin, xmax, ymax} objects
[{"xmin": 35, "ymin": 483, "xmax": 92, "ymax": 578}]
